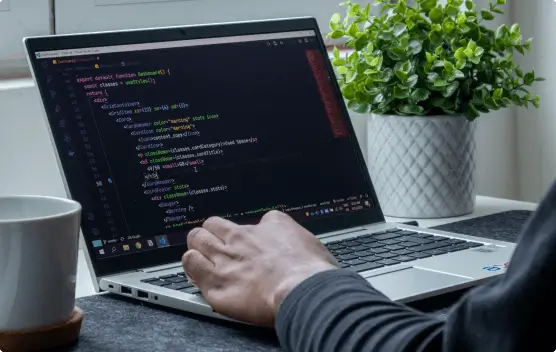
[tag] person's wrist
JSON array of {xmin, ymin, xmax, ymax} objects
[{"xmin": 269, "ymin": 264, "xmax": 338, "ymax": 316}]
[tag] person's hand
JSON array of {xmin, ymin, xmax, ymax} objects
[{"xmin": 182, "ymin": 210, "xmax": 339, "ymax": 327}]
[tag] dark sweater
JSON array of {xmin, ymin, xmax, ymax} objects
[{"xmin": 276, "ymin": 181, "xmax": 556, "ymax": 352}]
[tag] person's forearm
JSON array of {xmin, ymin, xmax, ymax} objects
[{"xmin": 276, "ymin": 270, "xmax": 444, "ymax": 352}]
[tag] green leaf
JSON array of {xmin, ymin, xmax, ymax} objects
[
  {"xmin": 535, "ymin": 77, "xmax": 546, "ymax": 82},
  {"xmin": 420, "ymin": 0, "xmax": 437, "ymax": 11},
  {"xmin": 491, "ymin": 8, "xmax": 504, "ymax": 14},
  {"xmin": 429, "ymin": 7, "xmax": 444, "ymax": 23},
  {"xmin": 407, "ymin": 74, "xmax": 419, "ymax": 87},
  {"xmin": 465, "ymin": 103, "xmax": 480, "ymax": 121},
  {"xmin": 399, "ymin": 104, "xmax": 425, "ymax": 115},
  {"xmin": 330, "ymin": 30, "xmax": 345, "ymax": 39},
  {"xmin": 411, "ymin": 88, "xmax": 430, "ymax": 102},
  {"xmin": 337, "ymin": 66, "xmax": 348, "ymax": 75},
  {"xmin": 393, "ymin": 23, "xmax": 407, "ymax": 37},
  {"xmin": 516, "ymin": 46, "xmax": 525, "ymax": 55},
  {"xmin": 524, "ymin": 38, "xmax": 533, "ymax": 50},
  {"xmin": 445, "ymin": 4, "xmax": 460, "ymax": 16},
  {"xmin": 332, "ymin": 58, "xmax": 347, "ymax": 66},
  {"xmin": 333, "ymin": 46, "xmax": 340, "ymax": 59},
  {"xmin": 463, "ymin": 48, "xmax": 474, "ymax": 58},
  {"xmin": 442, "ymin": 81, "xmax": 459, "ymax": 97},
  {"xmin": 496, "ymin": 0, "xmax": 506, "ymax": 4},
  {"xmin": 330, "ymin": 13, "xmax": 341, "ymax": 24},
  {"xmin": 432, "ymin": 24, "xmax": 442, "ymax": 32},
  {"xmin": 493, "ymin": 88, "xmax": 503, "ymax": 99},
  {"xmin": 475, "ymin": 47, "xmax": 485, "ymax": 57},
  {"xmin": 378, "ymin": 31, "xmax": 394, "ymax": 40},
  {"xmin": 444, "ymin": 60, "xmax": 455, "ymax": 73},
  {"xmin": 395, "ymin": 70, "xmax": 408, "ymax": 82},
  {"xmin": 347, "ymin": 101, "xmax": 371, "ymax": 113},
  {"xmin": 469, "ymin": 55, "xmax": 481, "ymax": 64},
  {"xmin": 455, "ymin": 47, "xmax": 467, "ymax": 61},
  {"xmin": 442, "ymin": 18, "xmax": 456, "ymax": 34},
  {"xmin": 524, "ymin": 72, "xmax": 535, "ymax": 85},
  {"xmin": 516, "ymin": 68, "xmax": 524, "ymax": 78},
  {"xmin": 465, "ymin": 0, "xmax": 474, "ymax": 9},
  {"xmin": 450, "ymin": 70, "xmax": 465, "ymax": 80},
  {"xmin": 373, "ymin": 93, "xmax": 385, "ymax": 104},
  {"xmin": 347, "ymin": 22, "xmax": 359, "ymax": 37},
  {"xmin": 481, "ymin": 10, "xmax": 495, "ymax": 20},
  {"xmin": 467, "ymin": 39, "xmax": 477, "ymax": 51},
  {"xmin": 434, "ymin": 77, "xmax": 448, "ymax": 87},
  {"xmin": 426, "ymin": 52, "xmax": 435, "ymax": 64},
  {"xmin": 408, "ymin": 39, "xmax": 423, "ymax": 55},
  {"xmin": 394, "ymin": 86, "xmax": 410, "ymax": 99},
  {"xmin": 532, "ymin": 95, "xmax": 541, "ymax": 108},
  {"xmin": 457, "ymin": 13, "xmax": 467, "ymax": 26}
]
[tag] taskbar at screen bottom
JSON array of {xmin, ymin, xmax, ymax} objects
[{"xmin": 90, "ymin": 196, "xmax": 374, "ymax": 259}]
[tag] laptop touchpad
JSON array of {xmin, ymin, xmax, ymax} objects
[{"xmin": 365, "ymin": 267, "xmax": 471, "ymax": 302}]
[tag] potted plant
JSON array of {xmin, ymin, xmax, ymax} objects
[{"xmin": 329, "ymin": 0, "xmax": 544, "ymax": 218}]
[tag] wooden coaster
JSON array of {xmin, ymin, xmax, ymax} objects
[{"xmin": 0, "ymin": 307, "xmax": 83, "ymax": 352}]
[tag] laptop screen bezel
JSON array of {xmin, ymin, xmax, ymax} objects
[{"xmin": 24, "ymin": 17, "xmax": 386, "ymax": 278}]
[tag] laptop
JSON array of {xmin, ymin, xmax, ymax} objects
[{"xmin": 24, "ymin": 17, "xmax": 515, "ymax": 322}]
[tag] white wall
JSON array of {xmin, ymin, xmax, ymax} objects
[{"xmin": 512, "ymin": 0, "xmax": 556, "ymax": 202}]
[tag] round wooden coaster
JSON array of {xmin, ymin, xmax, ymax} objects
[{"xmin": 0, "ymin": 307, "xmax": 83, "ymax": 352}]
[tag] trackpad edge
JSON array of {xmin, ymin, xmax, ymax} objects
[{"xmin": 365, "ymin": 267, "xmax": 471, "ymax": 302}]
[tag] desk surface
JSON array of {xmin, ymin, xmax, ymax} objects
[{"xmin": 75, "ymin": 195, "xmax": 537, "ymax": 298}]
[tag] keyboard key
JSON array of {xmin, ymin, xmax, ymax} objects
[
  {"xmin": 408, "ymin": 252, "xmax": 432, "ymax": 259},
  {"xmin": 399, "ymin": 242, "xmax": 421, "ymax": 248},
  {"xmin": 446, "ymin": 244, "xmax": 470, "ymax": 252},
  {"xmin": 392, "ymin": 256, "xmax": 415, "ymax": 262},
  {"xmin": 391, "ymin": 249, "xmax": 415, "ymax": 256},
  {"xmin": 386, "ymin": 229, "xmax": 402, "ymax": 233},
  {"xmin": 343, "ymin": 241, "xmax": 360, "ymax": 247},
  {"xmin": 327, "ymin": 240, "xmax": 343, "ymax": 246},
  {"xmin": 404, "ymin": 236, "xmax": 434, "ymax": 244},
  {"xmin": 414, "ymin": 233, "xmax": 434, "ymax": 239},
  {"xmin": 180, "ymin": 287, "xmax": 201, "ymax": 294},
  {"xmin": 378, "ymin": 239, "xmax": 401, "ymax": 245},
  {"xmin": 376, "ymin": 259, "xmax": 400, "ymax": 266},
  {"xmin": 412, "ymin": 241, "xmax": 452, "ymax": 253},
  {"xmin": 338, "ymin": 254, "xmax": 358, "ymax": 261},
  {"xmin": 328, "ymin": 244, "xmax": 345, "ymax": 250},
  {"xmin": 375, "ymin": 252, "xmax": 398, "ymax": 259},
  {"xmin": 350, "ymin": 245, "xmax": 370, "ymax": 252},
  {"xmin": 442, "ymin": 239, "xmax": 467, "ymax": 245},
  {"xmin": 465, "ymin": 242, "xmax": 484, "ymax": 248},
  {"xmin": 340, "ymin": 262, "xmax": 351, "ymax": 268},
  {"xmin": 369, "ymin": 247, "xmax": 389, "ymax": 254},
  {"xmin": 167, "ymin": 282, "xmax": 192, "ymax": 291},
  {"xmin": 331, "ymin": 248, "xmax": 353, "ymax": 255},
  {"xmin": 140, "ymin": 278, "xmax": 159, "ymax": 283},
  {"xmin": 159, "ymin": 274, "xmax": 178, "ymax": 279},
  {"xmin": 345, "ymin": 259, "xmax": 366, "ymax": 266},
  {"xmin": 360, "ymin": 255, "xmax": 381, "ymax": 262},
  {"xmin": 397, "ymin": 230, "xmax": 418, "ymax": 236},
  {"xmin": 354, "ymin": 237, "xmax": 376, "ymax": 244},
  {"xmin": 165, "ymin": 276, "xmax": 187, "ymax": 283},
  {"xmin": 368, "ymin": 242, "xmax": 386, "ymax": 248},
  {"xmin": 423, "ymin": 249, "xmax": 448, "ymax": 256},
  {"xmin": 176, "ymin": 272, "xmax": 186, "ymax": 276},
  {"xmin": 347, "ymin": 262, "xmax": 384, "ymax": 272},
  {"xmin": 384, "ymin": 245, "xmax": 405, "ymax": 251},
  {"xmin": 371, "ymin": 232, "xmax": 404, "ymax": 241},
  {"xmin": 353, "ymin": 251, "xmax": 372, "ymax": 257},
  {"xmin": 148, "ymin": 280, "xmax": 171, "ymax": 287}
]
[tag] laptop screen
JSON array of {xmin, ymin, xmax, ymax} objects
[{"xmin": 27, "ymin": 21, "xmax": 383, "ymax": 276}]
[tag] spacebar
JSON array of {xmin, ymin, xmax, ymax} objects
[{"xmin": 346, "ymin": 262, "xmax": 384, "ymax": 273}]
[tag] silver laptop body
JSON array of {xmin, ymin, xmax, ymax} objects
[{"xmin": 24, "ymin": 17, "xmax": 515, "ymax": 322}]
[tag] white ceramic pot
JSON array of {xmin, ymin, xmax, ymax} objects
[{"xmin": 367, "ymin": 114, "xmax": 477, "ymax": 219}]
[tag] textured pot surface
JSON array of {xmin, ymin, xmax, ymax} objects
[{"xmin": 367, "ymin": 114, "xmax": 477, "ymax": 219}]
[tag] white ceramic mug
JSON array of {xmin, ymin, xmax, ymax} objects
[{"xmin": 0, "ymin": 195, "xmax": 81, "ymax": 332}]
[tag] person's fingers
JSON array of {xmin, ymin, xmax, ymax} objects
[
  {"xmin": 187, "ymin": 227, "xmax": 227, "ymax": 261},
  {"xmin": 182, "ymin": 249, "xmax": 215, "ymax": 288},
  {"xmin": 260, "ymin": 210, "xmax": 290, "ymax": 223},
  {"xmin": 203, "ymin": 216, "xmax": 239, "ymax": 242}
]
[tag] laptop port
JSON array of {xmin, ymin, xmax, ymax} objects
[
  {"xmin": 120, "ymin": 286, "xmax": 132, "ymax": 295},
  {"xmin": 137, "ymin": 290, "xmax": 148, "ymax": 299}
]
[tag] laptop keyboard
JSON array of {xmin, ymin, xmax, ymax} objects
[
  {"xmin": 326, "ymin": 229, "xmax": 484, "ymax": 273},
  {"xmin": 138, "ymin": 229, "xmax": 484, "ymax": 292},
  {"xmin": 140, "ymin": 272, "xmax": 201, "ymax": 295}
]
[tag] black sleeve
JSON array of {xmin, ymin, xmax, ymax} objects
[{"xmin": 276, "ymin": 181, "xmax": 556, "ymax": 352}]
